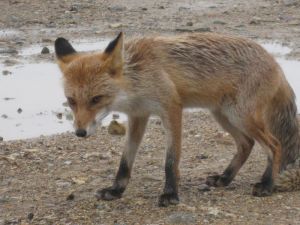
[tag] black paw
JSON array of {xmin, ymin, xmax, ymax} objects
[
  {"xmin": 95, "ymin": 187, "xmax": 124, "ymax": 201},
  {"xmin": 158, "ymin": 193, "xmax": 179, "ymax": 207},
  {"xmin": 252, "ymin": 182, "xmax": 273, "ymax": 197},
  {"xmin": 206, "ymin": 174, "xmax": 231, "ymax": 187}
]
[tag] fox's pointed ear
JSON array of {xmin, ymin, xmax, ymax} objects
[
  {"xmin": 104, "ymin": 32, "xmax": 124, "ymax": 76},
  {"xmin": 54, "ymin": 38, "xmax": 77, "ymax": 65}
]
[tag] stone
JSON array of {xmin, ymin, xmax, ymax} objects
[
  {"xmin": 109, "ymin": 23, "xmax": 123, "ymax": 28},
  {"xmin": 168, "ymin": 212, "xmax": 197, "ymax": 224},
  {"xmin": 108, "ymin": 6, "xmax": 127, "ymax": 11},
  {"xmin": 186, "ymin": 21, "xmax": 193, "ymax": 26},
  {"xmin": 56, "ymin": 113, "xmax": 63, "ymax": 119},
  {"xmin": 198, "ymin": 184, "xmax": 211, "ymax": 192},
  {"xmin": 108, "ymin": 120, "xmax": 126, "ymax": 135},
  {"xmin": 66, "ymin": 193, "xmax": 75, "ymax": 201},
  {"xmin": 213, "ymin": 20, "xmax": 227, "ymax": 25},
  {"xmin": 41, "ymin": 47, "xmax": 50, "ymax": 54},
  {"xmin": 27, "ymin": 212, "xmax": 34, "ymax": 221},
  {"xmin": 2, "ymin": 70, "xmax": 12, "ymax": 76},
  {"xmin": 17, "ymin": 108, "xmax": 22, "ymax": 114}
]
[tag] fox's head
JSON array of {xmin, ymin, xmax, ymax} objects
[{"xmin": 55, "ymin": 33, "xmax": 124, "ymax": 138}]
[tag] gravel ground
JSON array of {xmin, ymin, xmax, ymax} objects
[{"xmin": 1, "ymin": 0, "xmax": 300, "ymax": 224}]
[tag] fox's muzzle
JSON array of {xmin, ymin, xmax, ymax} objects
[{"xmin": 75, "ymin": 129, "xmax": 87, "ymax": 137}]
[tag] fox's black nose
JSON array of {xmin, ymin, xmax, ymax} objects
[{"xmin": 75, "ymin": 129, "xmax": 87, "ymax": 137}]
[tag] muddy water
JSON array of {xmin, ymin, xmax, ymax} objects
[{"xmin": 0, "ymin": 41, "xmax": 299, "ymax": 140}]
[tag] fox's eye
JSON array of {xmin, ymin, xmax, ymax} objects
[
  {"xmin": 90, "ymin": 95, "xmax": 103, "ymax": 105},
  {"xmin": 67, "ymin": 97, "xmax": 76, "ymax": 106}
]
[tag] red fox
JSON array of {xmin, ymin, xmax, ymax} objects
[{"xmin": 55, "ymin": 32, "xmax": 300, "ymax": 207}]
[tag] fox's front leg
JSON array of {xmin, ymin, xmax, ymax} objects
[
  {"xmin": 96, "ymin": 115, "xmax": 149, "ymax": 201},
  {"xmin": 159, "ymin": 104, "xmax": 182, "ymax": 207}
]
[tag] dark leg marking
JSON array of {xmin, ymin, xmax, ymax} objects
[
  {"xmin": 252, "ymin": 158, "xmax": 273, "ymax": 196},
  {"xmin": 96, "ymin": 158, "xmax": 129, "ymax": 200},
  {"xmin": 159, "ymin": 155, "xmax": 179, "ymax": 207}
]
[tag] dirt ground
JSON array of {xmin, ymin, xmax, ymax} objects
[{"xmin": 1, "ymin": 0, "xmax": 300, "ymax": 224}]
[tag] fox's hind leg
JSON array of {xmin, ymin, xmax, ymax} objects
[
  {"xmin": 96, "ymin": 115, "xmax": 149, "ymax": 201},
  {"xmin": 206, "ymin": 110, "xmax": 254, "ymax": 187},
  {"xmin": 245, "ymin": 117, "xmax": 282, "ymax": 196}
]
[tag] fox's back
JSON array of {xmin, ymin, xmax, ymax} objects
[{"xmin": 125, "ymin": 33, "xmax": 284, "ymax": 107}]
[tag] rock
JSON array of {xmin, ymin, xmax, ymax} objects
[
  {"xmin": 198, "ymin": 184, "xmax": 211, "ymax": 192},
  {"xmin": 70, "ymin": 5, "xmax": 79, "ymax": 12},
  {"xmin": 71, "ymin": 177, "xmax": 87, "ymax": 185},
  {"xmin": 196, "ymin": 154, "xmax": 208, "ymax": 160},
  {"xmin": 249, "ymin": 17, "xmax": 262, "ymax": 25},
  {"xmin": 108, "ymin": 6, "xmax": 127, "ymax": 11},
  {"xmin": 0, "ymin": 136, "xmax": 3, "ymax": 142},
  {"xmin": 109, "ymin": 23, "xmax": 123, "ymax": 28},
  {"xmin": 1, "ymin": 114, "xmax": 8, "ymax": 119},
  {"xmin": 3, "ymin": 97, "xmax": 15, "ymax": 101},
  {"xmin": 194, "ymin": 27, "xmax": 211, "ymax": 32},
  {"xmin": 41, "ymin": 47, "xmax": 50, "ymax": 54},
  {"xmin": 56, "ymin": 180, "xmax": 72, "ymax": 188},
  {"xmin": 159, "ymin": 6, "xmax": 165, "ymax": 9},
  {"xmin": 213, "ymin": 20, "xmax": 227, "ymax": 25},
  {"xmin": 179, "ymin": 6, "xmax": 190, "ymax": 11},
  {"xmin": 108, "ymin": 120, "xmax": 126, "ymax": 136},
  {"xmin": 66, "ymin": 193, "xmax": 75, "ymax": 201},
  {"xmin": 282, "ymin": 0, "xmax": 298, "ymax": 6},
  {"xmin": 64, "ymin": 160, "xmax": 72, "ymax": 165},
  {"xmin": 168, "ymin": 212, "xmax": 197, "ymax": 224},
  {"xmin": 141, "ymin": 7, "xmax": 148, "ymax": 11},
  {"xmin": 112, "ymin": 113, "xmax": 120, "ymax": 119},
  {"xmin": 2, "ymin": 70, "xmax": 12, "ymax": 76},
  {"xmin": 27, "ymin": 212, "xmax": 34, "ymax": 221},
  {"xmin": 186, "ymin": 21, "xmax": 193, "ymax": 26},
  {"xmin": 207, "ymin": 207, "xmax": 220, "ymax": 216},
  {"xmin": 17, "ymin": 108, "xmax": 22, "ymax": 114},
  {"xmin": 56, "ymin": 113, "xmax": 63, "ymax": 119}
]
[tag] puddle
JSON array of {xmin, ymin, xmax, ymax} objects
[{"xmin": 0, "ymin": 40, "xmax": 299, "ymax": 140}]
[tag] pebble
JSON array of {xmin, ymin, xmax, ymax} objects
[
  {"xmin": 17, "ymin": 108, "xmax": 22, "ymax": 114},
  {"xmin": 112, "ymin": 113, "xmax": 120, "ymax": 119},
  {"xmin": 27, "ymin": 212, "xmax": 34, "ymax": 221},
  {"xmin": 198, "ymin": 184, "xmax": 211, "ymax": 192},
  {"xmin": 109, "ymin": 23, "xmax": 123, "ymax": 29},
  {"xmin": 2, "ymin": 70, "xmax": 12, "ymax": 76},
  {"xmin": 282, "ymin": 0, "xmax": 298, "ymax": 6},
  {"xmin": 249, "ymin": 17, "xmax": 262, "ymax": 25},
  {"xmin": 1, "ymin": 114, "xmax": 8, "ymax": 119},
  {"xmin": 56, "ymin": 113, "xmax": 63, "ymax": 119},
  {"xmin": 108, "ymin": 6, "xmax": 127, "ymax": 12},
  {"xmin": 41, "ymin": 47, "xmax": 50, "ymax": 54},
  {"xmin": 168, "ymin": 212, "xmax": 197, "ymax": 224},
  {"xmin": 70, "ymin": 5, "xmax": 79, "ymax": 12},
  {"xmin": 66, "ymin": 193, "xmax": 75, "ymax": 201},
  {"xmin": 213, "ymin": 20, "xmax": 227, "ymax": 25},
  {"xmin": 108, "ymin": 120, "xmax": 126, "ymax": 135}
]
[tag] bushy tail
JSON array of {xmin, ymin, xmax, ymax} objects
[{"xmin": 267, "ymin": 85, "xmax": 300, "ymax": 192}]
